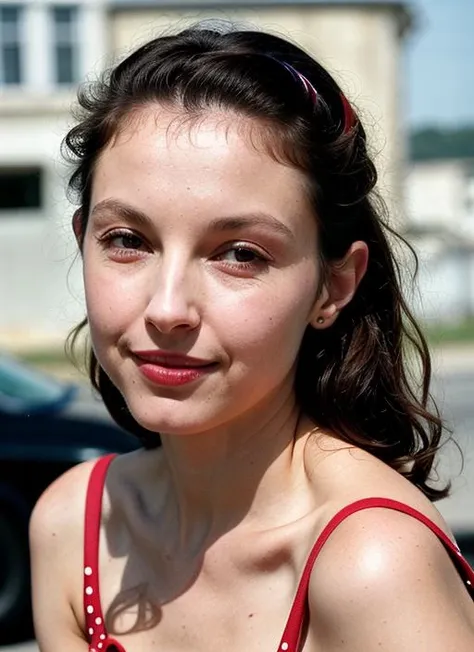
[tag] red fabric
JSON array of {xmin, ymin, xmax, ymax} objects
[
  {"xmin": 84, "ymin": 456, "xmax": 474, "ymax": 652},
  {"xmin": 83, "ymin": 453, "xmax": 124, "ymax": 652},
  {"xmin": 277, "ymin": 497, "xmax": 474, "ymax": 651}
]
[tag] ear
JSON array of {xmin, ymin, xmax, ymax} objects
[
  {"xmin": 309, "ymin": 241, "xmax": 369, "ymax": 329},
  {"xmin": 72, "ymin": 209, "xmax": 84, "ymax": 247}
]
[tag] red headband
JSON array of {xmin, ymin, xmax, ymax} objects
[{"xmin": 279, "ymin": 61, "xmax": 355, "ymax": 134}]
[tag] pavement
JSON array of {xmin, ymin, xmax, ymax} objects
[{"xmin": 431, "ymin": 342, "xmax": 474, "ymax": 374}]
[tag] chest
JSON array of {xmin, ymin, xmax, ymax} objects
[{"xmin": 86, "ymin": 549, "xmax": 318, "ymax": 652}]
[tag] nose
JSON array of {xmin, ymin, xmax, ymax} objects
[{"xmin": 143, "ymin": 253, "xmax": 201, "ymax": 334}]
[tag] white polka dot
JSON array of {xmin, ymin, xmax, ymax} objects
[
  {"xmin": 467, "ymin": 580, "xmax": 472, "ymax": 586},
  {"xmin": 97, "ymin": 644, "xmax": 103, "ymax": 650},
  {"xmin": 86, "ymin": 605, "xmax": 94, "ymax": 614},
  {"xmin": 88, "ymin": 628, "xmax": 94, "ymax": 636},
  {"xmin": 95, "ymin": 617, "xmax": 102, "ymax": 625},
  {"xmin": 281, "ymin": 643, "xmax": 289, "ymax": 651},
  {"xmin": 84, "ymin": 566, "xmax": 93, "ymax": 576},
  {"xmin": 100, "ymin": 634, "xmax": 106, "ymax": 640},
  {"xmin": 85, "ymin": 586, "xmax": 93, "ymax": 595}
]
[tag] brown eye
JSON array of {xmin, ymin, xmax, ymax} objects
[
  {"xmin": 110, "ymin": 233, "xmax": 144, "ymax": 250},
  {"xmin": 232, "ymin": 248, "xmax": 259, "ymax": 263},
  {"xmin": 217, "ymin": 246, "xmax": 265, "ymax": 265}
]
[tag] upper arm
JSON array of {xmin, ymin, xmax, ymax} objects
[
  {"xmin": 29, "ymin": 461, "xmax": 95, "ymax": 651},
  {"xmin": 307, "ymin": 509, "xmax": 474, "ymax": 652}
]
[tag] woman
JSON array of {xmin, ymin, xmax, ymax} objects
[{"xmin": 30, "ymin": 24, "xmax": 474, "ymax": 651}]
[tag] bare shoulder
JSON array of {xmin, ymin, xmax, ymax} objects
[
  {"xmin": 307, "ymin": 505, "xmax": 474, "ymax": 651},
  {"xmin": 29, "ymin": 458, "xmax": 98, "ymax": 551},
  {"xmin": 29, "ymin": 458, "xmax": 101, "ymax": 648}
]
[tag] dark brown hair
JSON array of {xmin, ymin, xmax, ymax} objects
[{"xmin": 65, "ymin": 24, "xmax": 450, "ymax": 500}]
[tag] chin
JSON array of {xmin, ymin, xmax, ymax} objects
[{"xmin": 125, "ymin": 399, "xmax": 216, "ymax": 437}]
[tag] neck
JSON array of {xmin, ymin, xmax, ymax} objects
[{"xmin": 156, "ymin": 392, "xmax": 317, "ymax": 552}]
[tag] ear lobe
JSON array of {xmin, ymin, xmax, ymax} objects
[{"xmin": 310, "ymin": 241, "xmax": 368, "ymax": 328}]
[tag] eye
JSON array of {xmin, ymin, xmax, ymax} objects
[
  {"xmin": 106, "ymin": 231, "xmax": 145, "ymax": 250},
  {"xmin": 96, "ymin": 229, "xmax": 149, "ymax": 260},
  {"xmin": 216, "ymin": 246, "xmax": 267, "ymax": 265}
]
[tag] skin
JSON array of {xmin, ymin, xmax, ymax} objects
[{"xmin": 29, "ymin": 107, "xmax": 474, "ymax": 651}]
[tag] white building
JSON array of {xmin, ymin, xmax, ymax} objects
[
  {"xmin": 0, "ymin": 0, "xmax": 108, "ymax": 349},
  {"xmin": 406, "ymin": 158, "xmax": 474, "ymax": 322},
  {"xmin": 0, "ymin": 0, "xmax": 413, "ymax": 349}
]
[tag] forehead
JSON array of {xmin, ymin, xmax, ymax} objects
[{"xmin": 91, "ymin": 106, "xmax": 316, "ymax": 239}]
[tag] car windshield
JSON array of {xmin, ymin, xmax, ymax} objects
[{"xmin": 0, "ymin": 354, "xmax": 68, "ymax": 410}]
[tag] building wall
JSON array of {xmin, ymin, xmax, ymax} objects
[
  {"xmin": 413, "ymin": 243, "xmax": 474, "ymax": 323},
  {"xmin": 406, "ymin": 159, "xmax": 474, "ymax": 236},
  {"xmin": 110, "ymin": 4, "xmax": 406, "ymax": 223},
  {"xmin": 0, "ymin": 0, "xmax": 108, "ymax": 348},
  {"xmin": 406, "ymin": 159, "xmax": 474, "ymax": 323},
  {"xmin": 0, "ymin": 111, "xmax": 85, "ymax": 347}
]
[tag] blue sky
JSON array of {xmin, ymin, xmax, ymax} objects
[{"xmin": 407, "ymin": 0, "xmax": 474, "ymax": 127}]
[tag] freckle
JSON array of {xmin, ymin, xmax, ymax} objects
[{"xmin": 248, "ymin": 613, "xmax": 254, "ymax": 618}]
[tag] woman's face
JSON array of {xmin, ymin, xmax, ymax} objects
[{"xmin": 82, "ymin": 107, "xmax": 323, "ymax": 435}]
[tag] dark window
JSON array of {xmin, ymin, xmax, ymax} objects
[
  {"xmin": 0, "ymin": 168, "xmax": 43, "ymax": 210},
  {"xmin": 52, "ymin": 6, "xmax": 78, "ymax": 85},
  {"xmin": 0, "ymin": 5, "xmax": 22, "ymax": 85}
]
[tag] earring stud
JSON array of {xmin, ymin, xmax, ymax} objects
[{"xmin": 316, "ymin": 317, "xmax": 324, "ymax": 324}]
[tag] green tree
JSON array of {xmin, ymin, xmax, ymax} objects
[{"xmin": 410, "ymin": 126, "xmax": 474, "ymax": 161}]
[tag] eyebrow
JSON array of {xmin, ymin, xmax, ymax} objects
[
  {"xmin": 90, "ymin": 198, "xmax": 295, "ymax": 241},
  {"xmin": 90, "ymin": 199, "xmax": 152, "ymax": 229}
]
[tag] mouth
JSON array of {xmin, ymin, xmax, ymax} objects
[
  {"xmin": 132, "ymin": 350, "xmax": 216, "ymax": 369},
  {"xmin": 131, "ymin": 350, "xmax": 218, "ymax": 387}
]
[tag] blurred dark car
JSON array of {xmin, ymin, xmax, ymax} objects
[{"xmin": 0, "ymin": 353, "xmax": 139, "ymax": 634}]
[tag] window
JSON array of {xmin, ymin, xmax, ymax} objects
[
  {"xmin": 0, "ymin": 5, "xmax": 23, "ymax": 85},
  {"xmin": 0, "ymin": 168, "xmax": 42, "ymax": 210},
  {"xmin": 52, "ymin": 5, "xmax": 78, "ymax": 85}
]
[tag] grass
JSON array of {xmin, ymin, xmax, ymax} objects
[
  {"xmin": 424, "ymin": 319, "xmax": 474, "ymax": 346},
  {"xmin": 15, "ymin": 345, "xmax": 88, "ymax": 382}
]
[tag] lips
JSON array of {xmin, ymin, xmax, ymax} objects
[
  {"xmin": 133, "ymin": 350, "xmax": 215, "ymax": 368},
  {"xmin": 132, "ymin": 350, "xmax": 217, "ymax": 387}
]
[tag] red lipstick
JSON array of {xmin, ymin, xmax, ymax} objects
[{"xmin": 132, "ymin": 350, "xmax": 216, "ymax": 387}]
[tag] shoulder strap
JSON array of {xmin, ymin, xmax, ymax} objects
[
  {"xmin": 83, "ymin": 453, "xmax": 117, "ymax": 643},
  {"xmin": 277, "ymin": 497, "xmax": 474, "ymax": 652}
]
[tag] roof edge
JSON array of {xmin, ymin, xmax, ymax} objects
[{"xmin": 108, "ymin": 0, "xmax": 414, "ymax": 35}]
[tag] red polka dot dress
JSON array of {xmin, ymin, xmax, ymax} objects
[{"xmin": 83, "ymin": 455, "xmax": 474, "ymax": 652}]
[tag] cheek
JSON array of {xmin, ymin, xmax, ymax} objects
[
  {"xmin": 218, "ymin": 270, "xmax": 317, "ymax": 363},
  {"xmin": 83, "ymin": 260, "xmax": 140, "ymax": 343}
]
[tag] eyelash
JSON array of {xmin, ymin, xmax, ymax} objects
[
  {"xmin": 97, "ymin": 230, "xmax": 148, "ymax": 259},
  {"xmin": 97, "ymin": 229, "xmax": 270, "ymax": 269}
]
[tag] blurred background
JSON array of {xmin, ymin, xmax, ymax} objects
[{"xmin": 0, "ymin": 0, "xmax": 473, "ymax": 648}]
